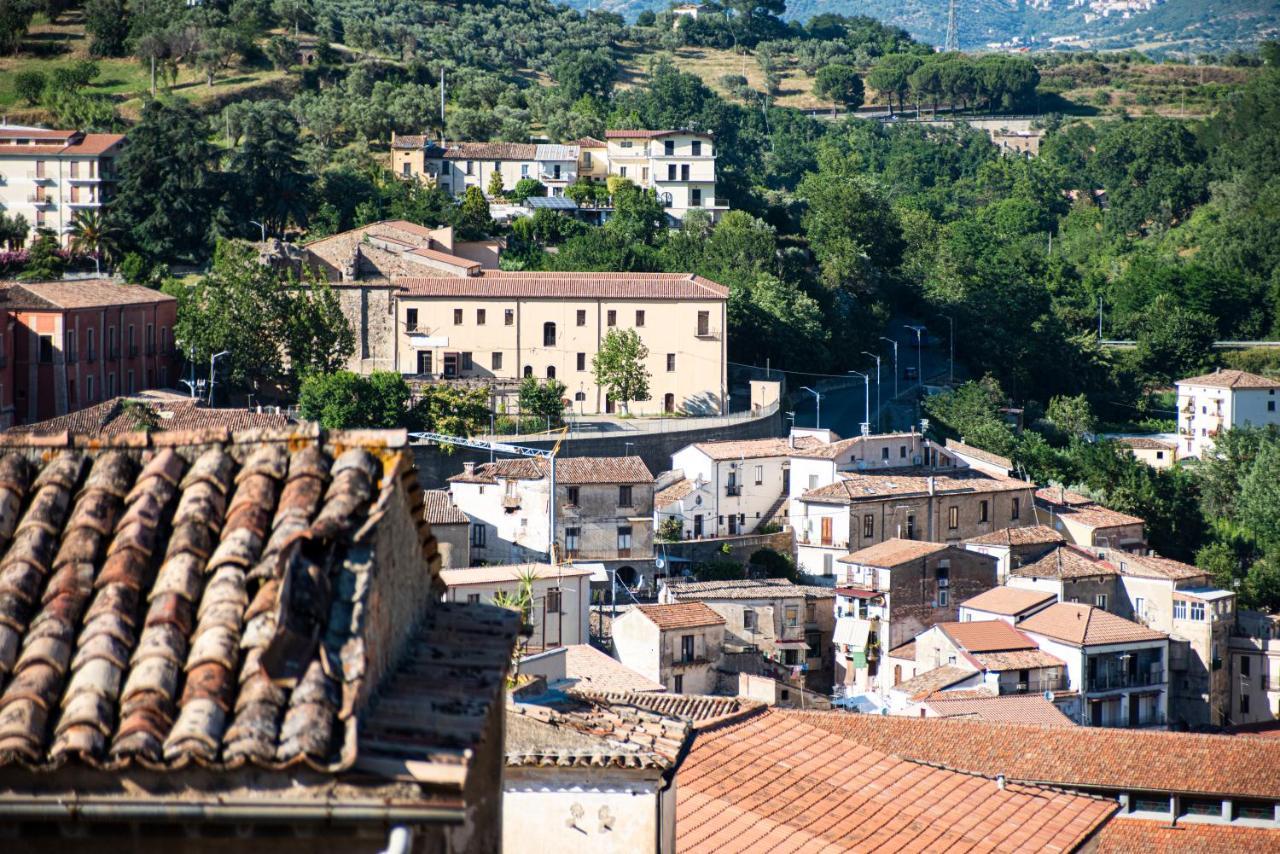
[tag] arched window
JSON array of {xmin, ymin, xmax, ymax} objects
[
  {"xmin": 546, "ymin": 366, "xmax": 556, "ymax": 379},
  {"xmin": 574, "ymin": 391, "xmax": 586, "ymax": 402},
  {"xmin": 523, "ymin": 365, "xmax": 533, "ymax": 378},
  {"xmin": 543, "ymin": 322, "xmax": 556, "ymax": 347}
]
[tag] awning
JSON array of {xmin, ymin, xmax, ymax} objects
[
  {"xmin": 849, "ymin": 650, "xmax": 868, "ymax": 668},
  {"xmin": 579, "ymin": 563, "xmax": 609, "ymax": 583},
  {"xmin": 834, "ymin": 617, "xmax": 873, "ymax": 649},
  {"xmin": 836, "ymin": 588, "xmax": 882, "ymax": 600},
  {"xmin": 773, "ymin": 639, "xmax": 811, "ymax": 649},
  {"xmin": 408, "ymin": 333, "xmax": 449, "ymax": 348}
]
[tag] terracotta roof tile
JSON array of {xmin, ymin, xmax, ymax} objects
[
  {"xmin": 559, "ymin": 645, "xmax": 665, "ymax": 693},
  {"xmin": 555, "ymin": 456, "xmax": 652, "ymax": 485},
  {"xmin": 7, "ymin": 398, "xmax": 289, "ymax": 439},
  {"xmin": 1013, "ymin": 545, "xmax": 1121, "ymax": 580},
  {"xmin": 506, "ymin": 695, "xmax": 690, "ymax": 769},
  {"xmin": 1176, "ymin": 369, "xmax": 1280, "ymax": 389},
  {"xmin": 1018, "ymin": 602, "xmax": 1167, "ymax": 646},
  {"xmin": 422, "ymin": 489, "xmax": 468, "ymax": 526},
  {"xmin": 787, "ymin": 431, "xmax": 922, "ymax": 460},
  {"xmin": 1114, "ymin": 553, "xmax": 1207, "ymax": 581},
  {"xmin": 572, "ymin": 690, "xmax": 761, "ymax": 726},
  {"xmin": 971, "ymin": 649, "xmax": 1066, "ymax": 670},
  {"xmin": 1097, "ymin": 818, "xmax": 1280, "ymax": 852},
  {"xmin": 944, "ymin": 439, "xmax": 1014, "ymax": 470},
  {"xmin": 676, "ymin": 708, "xmax": 1116, "ymax": 853},
  {"xmin": 397, "ymin": 271, "xmax": 728, "ymax": 300},
  {"xmin": 605, "ymin": 129, "xmax": 680, "ymax": 139},
  {"xmin": 1, "ymin": 280, "xmax": 175, "ymax": 310},
  {"xmin": 634, "ymin": 602, "xmax": 724, "ymax": 630},
  {"xmin": 1116, "ymin": 436, "xmax": 1177, "ymax": 451},
  {"xmin": 960, "ymin": 586, "xmax": 1057, "ymax": 616},
  {"xmin": 1035, "ymin": 488, "xmax": 1146, "ymax": 529},
  {"xmin": 663, "ymin": 578, "xmax": 834, "ymax": 601},
  {"xmin": 805, "ymin": 468, "xmax": 1033, "ymax": 504},
  {"xmin": 937, "ymin": 620, "xmax": 1037, "ymax": 653},
  {"xmin": 447, "ymin": 458, "xmax": 545, "ymax": 484},
  {"xmin": 838, "ymin": 538, "xmax": 950, "ymax": 568},
  {"xmin": 435, "ymin": 141, "xmax": 538, "ymax": 160},
  {"xmin": 892, "ymin": 665, "xmax": 978, "ymax": 700},
  {"xmin": 691, "ymin": 435, "xmax": 824, "ymax": 460},
  {"xmin": 788, "ymin": 711, "xmax": 1280, "ymax": 799},
  {"xmin": 965, "ymin": 524, "xmax": 1066, "ymax": 547},
  {"xmin": 925, "ymin": 694, "xmax": 1075, "ymax": 726},
  {"xmin": 655, "ymin": 477, "xmax": 695, "ymax": 508}
]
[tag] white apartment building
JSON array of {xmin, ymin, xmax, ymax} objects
[
  {"xmin": 0, "ymin": 125, "xmax": 125, "ymax": 245},
  {"xmin": 439, "ymin": 562, "xmax": 594, "ymax": 649},
  {"xmin": 603, "ymin": 130, "xmax": 727, "ymax": 221},
  {"xmin": 390, "ymin": 139, "xmax": 579, "ymax": 198},
  {"xmin": 1175, "ymin": 369, "xmax": 1280, "ymax": 459}
]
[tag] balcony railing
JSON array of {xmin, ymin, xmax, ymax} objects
[
  {"xmin": 1087, "ymin": 668, "xmax": 1165, "ymax": 692},
  {"xmin": 694, "ymin": 326, "xmax": 721, "ymax": 340},
  {"xmin": 725, "ymin": 484, "xmax": 742, "ymax": 496},
  {"xmin": 1011, "ymin": 675, "xmax": 1066, "ymax": 695}
]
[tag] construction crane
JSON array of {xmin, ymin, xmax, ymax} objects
[{"xmin": 945, "ymin": 0, "xmax": 959, "ymax": 52}]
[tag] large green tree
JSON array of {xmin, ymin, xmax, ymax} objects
[
  {"xmin": 225, "ymin": 100, "xmax": 313, "ymax": 236},
  {"xmin": 593, "ymin": 328, "xmax": 650, "ymax": 414}
]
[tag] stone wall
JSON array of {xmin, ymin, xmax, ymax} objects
[
  {"xmin": 411, "ymin": 405, "xmax": 783, "ymax": 488},
  {"xmin": 656, "ymin": 530, "xmax": 795, "ymax": 568}
]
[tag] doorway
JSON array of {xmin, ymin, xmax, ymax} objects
[{"xmin": 664, "ymin": 393, "xmax": 675, "ymax": 413}]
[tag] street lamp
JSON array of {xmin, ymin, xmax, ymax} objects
[
  {"xmin": 208, "ymin": 350, "xmax": 230, "ymax": 406},
  {"xmin": 943, "ymin": 315, "xmax": 955, "ymax": 386},
  {"xmin": 862, "ymin": 351, "xmax": 881, "ymax": 433},
  {"xmin": 799, "ymin": 386, "xmax": 821, "ymax": 430},
  {"xmin": 904, "ymin": 325, "xmax": 926, "ymax": 387},
  {"xmin": 249, "ymin": 220, "xmax": 266, "ymax": 242},
  {"xmin": 848, "ymin": 370, "xmax": 870, "ymax": 436},
  {"xmin": 880, "ymin": 336, "xmax": 899, "ymax": 400}
]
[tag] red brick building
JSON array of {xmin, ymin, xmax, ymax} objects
[{"xmin": 0, "ymin": 279, "xmax": 177, "ymax": 425}]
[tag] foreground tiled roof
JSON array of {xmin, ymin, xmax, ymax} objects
[
  {"xmin": 838, "ymin": 538, "xmax": 949, "ymax": 568},
  {"xmin": 634, "ymin": 602, "xmax": 725, "ymax": 630},
  {"xmin": 1, "ymin": 280, "xmax": 176, "ymax": 310},
  {"xmin": 573, "ymin": 690, "xmax": 760, "ymax": 726},
  {"xmin": 506, "ymin": 696, "xmax": 689, "ymax": 769},
  {"xmin": 561, "ymin": 644, "xmax": 665, "ymax": 693},
  {"xmin": 926, "ymin": 694, "xmax": 1075, "ymax": 727},
  {"xmin": 1019, "ymin": 602, "xmax": 1166, "ymax": 647},
  {"xmin": 960, "ymin": 586, "xmax": 1057, "ymax": 616},
  {"xmin": 804, "ymin": 467, "xmax": 1033, "ymax": 504},
  {"xmin": 0, "ymin": 426, "xmax": 485, "ymax": 773},
  {"xmin": 1177, "ymin": 368, "xmax": 1280, "ymax": 389},
  {"xmin": 1096, "ymin": 817, "xmax": 1280, "ymax": 852},
  {"xmin": 965, "ymin": 524, "xmax": 1065, "ymax": 547},
  {"xmin": 422, "ymin": 489, "xmax": 468, "ymax": 525},
  {"xmin": 1012, "ymin": 545, "xmax": 1120, "ymax": 580},
  {"xmin": 892, "ymin": 665, "xmax": 977, "ymax": 700},
  {"xmin": 789, "ymin": 712, "xmax": 1280, "ymax": 799},
  {"xmin": 676, "ymin": 709, "xmax": 1116, "ymax": 853},
  {"xmin": 7, "ymin": 398, "xmax": 289, "ymax": 439},
  {"xmin": 938, "ymin": 620, "xmax": 1037, "ymax": 653},
  {"xmin": 555, "ymin": 455, "xmax": 653, "ymax": 485},
  {"xmin": 397, "ymin": 271, "xmax": 728, "ymax": 299}
]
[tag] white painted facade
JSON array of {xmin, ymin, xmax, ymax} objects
[
  {"xmin": 440, "ymin": 564, "xmax": 593, "ymax": 648},
  {"xmin": 1175, "ymin": 373, "xmax": 1280, "ymax": 459},
  {"xmin": 504, "ymin": 769, "xmax": 676, "ymax": 854},
  {"xmin": 667, "ymin": 446, "xmax": 789, "ymax": 538},
  {"xmin": 612, "ymin": 609, "xmax": 723, "ymax": 694},
  {"xmin": 448, "ymin": 472, "xmax": 552, "ymax": 564}
]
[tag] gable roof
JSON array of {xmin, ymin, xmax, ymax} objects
[
  {"xmin": 676, "ymin": 708, "xmax": 1116, "ymax": 853},
  {"xmin": 892, "ymin": 665, "xmax": 979, "ymax": 700},
  {"xmin": 1116, "ymin": 436, "xmax": 1176, "ymax": 451},
  {"xmin": 925, "ymin": 694, "xmax": 1075, "ymax": 727},
  {"xmin": 689, "ymin": 435, "xmax": 825, "ymax": 460},
  {"xmin": 447, "ymin": 458, "xmax": 546, "ymax": 484},
  {"xmin": 944, "ymin": 439, "xmax": 1014, "ymax": 471},
  {"xmin": 0, "ymin": 426, "xmax": 518, "ymax": 787},
  {"xmin": 397, "ymin": 271, "xmax": 728, "ymax": 300},
  {"xmin": 633, "ymin": 602, "xmax": 725, "ymax": 630},
  {"xmin": 790, "ymin": 711, "xmax": 1280, "ymax": 800},
  {"xmin": 803, "ymin": 467, "xmax": 1032, "ymax": 504},
  {"xmin": 1035, "ymin": 488, "xmax": 1145, "ymax": 529},
  {"xmin": 1176, "ymin": 368, "xmax": 1280, "ymax": 389},
  {"xmin": 560, "ymin": 644, "xmax": 665, "ymax": 693},
  {"xmin": 572, "ymin": 690, "xmax": 760, "ymax": 726},
  {"xmin": 655, "ymin": 477, "xmax": 696, "ymax": 508},
  {"xmin": 1, "ymin": 280, "xmax": 176, "ymax": 311},
  {"xmin": 1096, "ymin": 818, "xmax": 1280, "ymax": 852},
  {"xmin": 1018, "ymin": 602, "xmax": 1167, "ymax": 646},
  {"xmin": 506, "ymin": 696, "xmax": 689, "ymax": 770},
  {"xmin": 838, "ymin": 538, "xmax": 950, "ymax": 568},
  {"xmin": 6, "ymin": 397, "xmax": 289, "ymax": 439},
  {"xmin": 555, "ymin": 455, "xmax": 653, "ymax": 485},
  {"xmin": 1113, "ymin": 552, "xmax": 1207, "ymax": 581},
  {"xmin": 965, "ymin": 524, "xmax": 1065, "ymax": 547},
  {"xmin": 937, "ymin": 620, "xmax": 1037, "ymax": 653},
  {"xmin": 1012, "ymin": 545, "xmax": 1120, "ymax": 580},
  {"xmin": 422, "ymin": 488, "xmax": 469, "ymax": 525},
  {"xmin": 662, "ymin": 578, "xmax": 833, "ymax": 601},
  {"xmin": 960, "ymin": 586, "xmax": 1057, "ymax": 616}
]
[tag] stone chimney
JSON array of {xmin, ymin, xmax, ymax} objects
[{"xmin": 463, "ymin": 462, "xmax": 476, "ymax": 475}]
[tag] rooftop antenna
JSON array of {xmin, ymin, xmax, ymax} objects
[{"xmin": 944, "ymin": 0, "xmax": 959, "ymax": 52}]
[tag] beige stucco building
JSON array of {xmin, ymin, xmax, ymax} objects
[
  {"xmin": 0, "ymin": 125, "xmax": 124, "ymax": 245},
  {"xmin": 613, "ymin": 603, "xmax": 726, "ymax": 694}
]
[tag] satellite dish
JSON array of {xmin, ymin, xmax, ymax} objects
[
  {"xmin": 879, "ymin": 708, "xmax": 890, "ymax": 716},
  {"xmin": 1043, "ymin": 691, "xmax": 1055, "ymax": 702},
  {"xmin": 655, "ymin": 557, "xmax": 665, "ymax": 570}
]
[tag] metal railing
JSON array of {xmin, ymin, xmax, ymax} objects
[{"xmin": 1087, "ymin": 668, "xmax": 1165, "ymax": 692}]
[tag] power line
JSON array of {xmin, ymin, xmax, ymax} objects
[{"xmin": 944, "ymin": 0, "xmax": 959, "ymax": 52}]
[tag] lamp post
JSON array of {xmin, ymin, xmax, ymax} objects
[
  {"xmin": 208, "ymin": 350, "xmax": 230, "ymax": 406},
  {"xmin": 944, "ymin": 315, "xmax": 954, "ymax": 386},
  {"xmin": 249, "ymin": 220, "xmax": 266, "ymax": 242},
  {"xmin": 862, "ymin": 351, "xmax": 881, "ymax": 433},
  {"xmin": 880, "ymin": 336, "xmax": 898, "ymax": 400},
  {"xmin": 799, "ymin": 386, "xmax": 821, "ymax": 430},
  {"xmin": 848, "ymin": 370, "xmax": 869, "ymax": 435},
  {"xmin": 905, "ymin": 325, "xmax": 926, "ymax": 387}
]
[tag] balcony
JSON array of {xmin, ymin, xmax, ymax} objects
[
  {"xmin": 1011, "ymin": 675, "xmax": 1066, "ymax": 695},
  {"xmin": 26, "ymin": 194, "xmax": 54, "ymax": 206},
  {"xmin": 27, "ymin": 171, "xmax": 52, "ymax": 182},
  {"xmin": 1087, "ymin": 668, "xmax": 1165, "ymax": 692},
  {"xmin": 725, "ymin": 484, "xmax": 742, "ymax": 497},
  {"xmin": 694, "ymin": 326, "xmax": 721, "ymax": 340},
  {"xmin": 67, "ymin": 197, "xmax": 102, "ymax": 207},
  {"xmin": 501, "ymin": 495, "xmax": 521, "ymax": 510}
]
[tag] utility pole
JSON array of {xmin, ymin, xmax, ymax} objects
[
  {"xmin": 880, "ymin": 336, "xmax": 899, "ymax": 400},
  {"xmin": 799, "ymin": 386, "xmax": 821, "ymax": 430},
  {"xmin": 862, "ymin": 351, "xmax": 882, "ymax": 433},
  {"xmin": 945, "ymin": 0, "xmax": 959, "ymax": 52},
  {"xmin": 1098, "ymin": 296, "xmax": 1103, "ymax": 339},
  {"xmin": 848, "ymin": 371, "xmax": 870, "ymax": 436},
  {"xmin": 905, "ymin": 325, "xmax": 926, "ymax": 388},
  {"xmin": 944, "ymin": 315, "xmax": 954, "ymax": 386}
]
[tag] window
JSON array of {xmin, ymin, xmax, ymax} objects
[
  {"xmin": 785, "ymin": 605, "xmax": 799, "ymax": 627},
  {"xmin": 477, "ymin": 309, "xmax": 486, "ymax": 325},
  {"xmin": 882, "ymin": 447, "xmax": 890, "ymax": 461},
  {"xmin": 666, "ymin": 353, "xmax": 676, "ymax": 372},
  {"xmin": 1011, "ymin": 497, "xmax": 1021, "ymax": 520},
  {"xmin": 546, "ymin": 587, "xmax": 562, "ymax": 614},
  {"xmin": 1269, "ymin": 401, "xmax": 1276, "ymax": 412},
  {"xmin": 128, "ymin": 325, "xmax": 136, "ymax": 356},
  {"xmin": 461, "ymin": 352, "xmax": 473, "ymax": 371},
  {"xmin": 619, "ymin": 485, "xmax": 633, "ymax": 507},
  {"xmin": 575, "ymin": 391, "xmax": 585, "ymax": 402},
  {"xmin": 1190, "ymin": 601, "xmax": 1205, "ymax": 620},
  {"xmin": 86, "ymin": 375, "xmax": 94, "ymax": 402},
  {"xmin": 505, "ymin": 309, "xmax": 515, "ymax": 326},
  {"xmin": 1181, "ymin": 798, "xmax": 1225, "ymax": 818},
  {"xmin": 617, "ymin": 526, "xmax": 633, "ymax": 553},
  {"xmin": 690, "ymin": 188, "xmax": 701, "ymax": 206},
  {"xmin": 86, "ymin": 328, "xmax": 95, "ymax": 362},
  {"xmin": 900, "ymin": 445, "xmax": 907, "ymax": 459},
  {"xmin": 127, "ymin": 370, "xmax": 136, "ymax": 393},
  {"xmin": 863, "ymin": 515, "xmax": 874, "ymax": 538},
  {"xmin": 523, "ymin": 365, "xmax": 533, "ymax": 377},
  {"xmin": 1241, "ymin": 656, "xmax": 1251, "ymax": 676},
  {"xmin": 673, "ymin": 674, "xmax": 683, "ymax": 692},
  {"xmin": 454, "ymin": 309, "xmax": 463, "ymax": 325},
  {"xmin": 471, "ymin": 525, "xmax": 487, "ymax": 547},
  {"xmin": 978, "ymin": 500, "xmax": 989, "ymax": 523},
  {"xmin": 667, "ymin": 164, "xmax": 676, "ymax": 181},
  {"xmin": 583, "ymin": 151, "xmax": 592, "ymax": 168},
  {"xmin": 38, "ymin": 335, "xmax": 53, "ymax": 363},
  {"xmin": 1174, "ymin": 600, "xmax": 1187, "ymax": 620},
  {"xmin": 35, "ymin": 160, "xmax": 45, "ymax": 178},
  {"xmin": 681, "ymin": 164, "xmax": 689, "ymax": 181},
  {"xmin": 906, "ymin": 515, "xmax": 916, "ymax": 539},
  {"xmin": 107, "ymin": 373, "xmax": 116, "ymax": 396},
  {"xmin": 754, "ymin": 465, "xmax": 763, "ymax": 486},
  {"xmin": 692, "ymin": 140, "xmax": 702, "ymax": 156},
  {"xmin": 492, "ymin": 352, "xmax": 503, "ymax": 370},
  {"xmin": 146, "ymin": 324, "xmax": 154, "ymax": 354},
  {"xmin": 948, "ymin": 506, "xmax": 959, "ymax": 529},
  {"xmin": 937, "ymin": 589, "xmax": 949, "ymax": 606},
  {"xmin": 465, "ymin": 161, "xmax": 474, "ymax": 175},
  {"xmin": 822, "ymin": 553, "xmax": 833, "ymax": 575},
  {"xmin": 664, "ymin": 139, "xmax": 675, "ymax": 156},
  {"xmin": 565, "ymin": 527, "xmax": 580, "ymax": 555},
  {"xmin": 466, "ymin": 593, "xmax": 480, "ymax": 605},
  {"xmin": 635, "ymin": 310, "xmax": 645, "ymax": 327},
  {"xmin": 1095, "ymin": 593, "xmax": 1107, "ymax": 610},
  {"xmin": 805, "ymin": 602, "xmax": 816, "ymax": 623},
  {"xmin": 569, "ymin": 309, "xmax": 584, "ymax": 328},
  {"xmin": 566, "ymin": 486, "xmax": 579, "ymax": 505},
  {"xmin": 64, "ymin": 332, "xmax": 76, "ymax": 363},
  {"xmin": 607, "ymin": 310, "xmax": 617, "ymax": 326},
  {"xmin": 406, "ymin": 308, "xmax": 418, "ymax": 331},
  {"xmin": 546, "ymin": 365, "xmax": 556, "ymax": 379},
  {"xmin": 577, "ymin": 353, "xmax": 586, "ymax": 371},
  {"xmin": 1134, "ymin": 596, "xmax": 1145, "ymax": 619},
  {"xmin": 520, "ymin": 163, "xmax": 528, "ymax": 177},
  {"xmin": 619, "ymin": 166, "xmax": 627, "ymax": 177},
  {"xmin": 808, "ymin": 474, "xmax": 818, "ymax": 490},
  {"xmin": 1132, "ymin": 796, "xmax": 1170, "ymax": 814},
  {"xmin": 680, "ymin": 634, "xmax": 695, "ymax": 662},
  {"xmin": 697, "ymin": 311, "xmax": 710, "ymax": 336},
  {"xmin": 543, "ymin": 322, "xmax": 556, "ymax": 346}
]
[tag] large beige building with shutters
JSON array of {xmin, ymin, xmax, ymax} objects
[{"xmin": 0, "ymin": 125, "xmax": 125, "ymax": 245}]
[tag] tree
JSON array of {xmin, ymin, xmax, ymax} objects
[
  {"xmin": 866, "ymin": 54, "xmax": 921, "ymax": 114},
  {"xmin": 410, "ymin": 384, "xmax": 490, "ymax": 436},
  {"xmin": 13, "ymin": 70, "xmax": 43, "ymax": 105},
  {"xmin": 0, "ymin": 212, "xmax": 29, "ymax": 250},
  {"xmin": 298, "ymin": 370, "xmax": 415, "ymax": 429},
  {"xmin": 225, "ymin": 100, "xmax": 313, "ymax": 235},
  {"xmin": 798, "ymin": 171, "xmax": 902, "ymax": 293},
  {"xmin": 487, "ymin": 169, "xmax": 505, "ymax": 199},
  {"xmin": 814, "ymin": 65, "xmax": 864, "ymax": 110},
  {"xmin": 284, "ymin": 277, "xmax": 355, "ymax": 376},
  {"xmin": 593, "ymin": 328, "xmax": 650, "ymax": 414},
  {"xmin": 518, "ymin": 376, "xmax": 567, "ymax": 426},
  {"xmin": 1239, "ymin": 441, "xmax": 1280, "ymax": 550},
  {"xmin": 551, "ymin": 48, "xmax": 616, "ymax": 101},
  {"xmin": 84, "ymin": 0, "xmax": 128, "ymax": 56},
  {"xmin": 110, "ymin": 100, "xmax": 223, "ymax": 262},
  {"xmin": 68, "ymin": 208, "xmax": 120, "ymax": 274},
  {"xmin": 457, "ymin": 186, "xmax": 492, "ymax": 239},
  {"xmin": 1133, "ymin": 295, "xmax": 1216, "ymax": 385},
  {"xmin": 0, "ymin": 0, "xmax": 33, "ymax": 56},
  {"xmin": 1045, "ymin": 394, "xmax": 1096, "ymax": 439},
  {"xmin": 510, "ymin": 178, "xmax": 545, "ymax": 203},
  {"xmin": 17, "ymin": 229, "xmax": 65, "ymax": 281}
]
